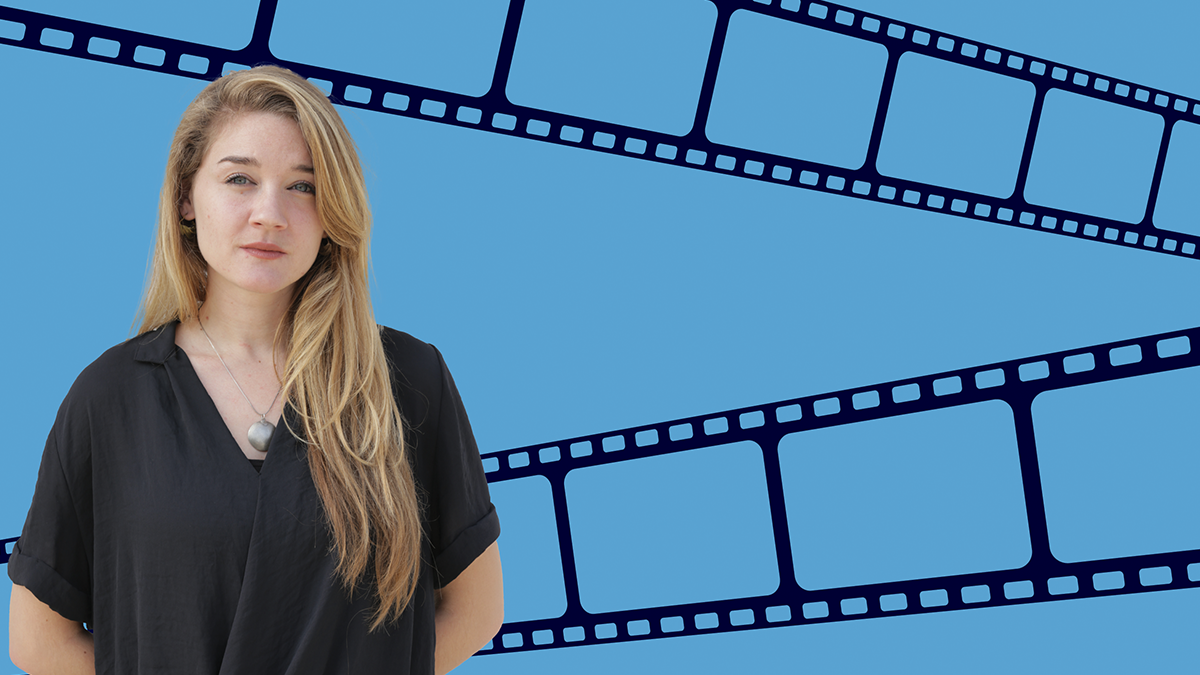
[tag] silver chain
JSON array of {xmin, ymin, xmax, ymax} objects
[{"xmin": 197, "ymin": 316, "xmax": 283, "ymax": 422}]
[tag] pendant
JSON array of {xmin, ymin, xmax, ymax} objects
[{"xmin": 247, "ymin": 419, "xmax": 275, "ymax": 452}]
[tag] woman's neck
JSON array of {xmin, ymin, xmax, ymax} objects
[{"xmin": 193, "ymin": 279, "xmax": 294, "ymax": 362}]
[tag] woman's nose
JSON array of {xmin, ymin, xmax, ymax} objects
[{"xmin": 249, "ymin": 186, "xmax": 288, "ymax": 228}]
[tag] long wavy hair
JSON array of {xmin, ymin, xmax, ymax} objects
[{"xmin": 137, "ymin": 65, "xmax": 420, "ymax": 630}]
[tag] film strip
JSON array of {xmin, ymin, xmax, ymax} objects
[
  {"xmin": 1, "ymin": 536, "xmax": 15, "ymax": 566},
  {"xmin": 475, "ymin": 326, "xmax": 1200, "ymax": 654},
  {"xmin": 1, "ymin": 1, "xmax": 1198, "ymax": 260}
]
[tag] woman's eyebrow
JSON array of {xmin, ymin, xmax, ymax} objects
[
  {"xmin": 217, "ymin": 155, "xmax": 314, "ymax": 173},
  {"xmin": 217, "ymin": 155, "xmax": 257, "ymax": 167}
]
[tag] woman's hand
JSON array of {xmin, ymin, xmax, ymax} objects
[
  {"xmin": 433, "ymin": 541, "xmax": 504, "ymax": 675},
  {"xmin": 8, "ymin": 583, "xmax": 96, "ymax": 674}
]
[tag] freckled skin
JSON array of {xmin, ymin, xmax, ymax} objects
[{"xmin": 181, "ymin": 112, "xmax": 325, "ymax": 304}]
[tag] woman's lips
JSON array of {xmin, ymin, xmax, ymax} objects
[{"xmin": 242, "ymin": 245, "xmax": 285, "ymax": 260}]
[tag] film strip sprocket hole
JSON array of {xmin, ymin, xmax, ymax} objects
[
  {"xmin": 2, "ymin": 0, "xmax": 1199, "ymax": 258},
  {"xmin": 476, "ymin": 326, "xmax": 1200, "ymax": 653}
]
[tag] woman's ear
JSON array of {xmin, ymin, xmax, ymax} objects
[{"xmin": 180, "ymin": 196, "xmax": 195, "ymax": 220}]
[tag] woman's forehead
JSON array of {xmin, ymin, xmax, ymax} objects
[{"xmin": 204, "ymin": 112, "xmax": 313, "ymax": 167}]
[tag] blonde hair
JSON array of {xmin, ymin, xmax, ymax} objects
[{"xmin": 137, "ymin": 65, "xmax": 421, "ymax": 630}]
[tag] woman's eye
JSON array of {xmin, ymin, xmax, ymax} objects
[
  {"xmin": 226, "ymin": 174, "xmax": 251, "ymax": 185},
  {"xmin": 293, "ymin": 182, "xmax": 316, "ymax": 194}
]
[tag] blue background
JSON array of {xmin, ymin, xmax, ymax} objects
[{"xmin": 2, "ymin": 0, "xmax": 1198, "ymax": 672}]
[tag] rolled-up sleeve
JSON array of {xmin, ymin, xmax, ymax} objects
[
  {"xmin": 8, "ymin": 414, "xmax": 94, "ymax": 625},
  {"xmin": 427, "ymin": 346, "xmax": 500, "ymax": 590}
]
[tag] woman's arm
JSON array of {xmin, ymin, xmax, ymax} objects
[
  {"xmin": 433, "ymin": 540, "xmax": 504, "ymax": 675},
  {"xmin": 8, "ymin": 583, "xmax": 95, "ymax": 674}
]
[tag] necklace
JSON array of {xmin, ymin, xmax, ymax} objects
[{"xmin": 197, "ymin": 317, "xmax": 283, "ymax": 453}]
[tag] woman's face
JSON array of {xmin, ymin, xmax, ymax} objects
[{"xmin": 181, "ymin": 111, "xmax": 325, "ymax": 303}]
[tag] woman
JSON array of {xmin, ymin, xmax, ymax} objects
[{"xmin": 7, "ymin": 65, "xmax": 503, "ymax": 674}]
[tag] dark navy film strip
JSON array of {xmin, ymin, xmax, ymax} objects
[
  {"xmin": 1, "ymin": 0, "xmax": 1198, "ymax": 260},
  {"xmin": 475, "ymin": 325, "xmax": 1200, "ymax": 653}
]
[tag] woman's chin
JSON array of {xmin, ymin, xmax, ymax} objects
[{"xmin": 210, "ymin": 274, "xmax": 301, "ymax": 300}]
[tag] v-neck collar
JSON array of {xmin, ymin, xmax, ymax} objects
[{"xmin": 144, "ymin": 321, "xmax": 292, "ymax": 476}]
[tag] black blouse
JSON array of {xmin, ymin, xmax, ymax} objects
[{"xmin": 8, "ymin": 322, "xmax": 500, "ymax": 674}]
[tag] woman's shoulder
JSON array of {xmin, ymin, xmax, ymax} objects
[
  {"xmin": 378, "ymin": 326, "xmax": 444, "ymax": 370},
  {"xmin": 377, "ymin": 325, "xmax": 428, "ymax": 355},
  {"xmin": 377, "ymin": 325, "xmax": 444, "ymax": 390},
  {"xmin": 37, "ymin": 326, "xmax": 173, "ymax": 454},
  {"xmin": 63, "ymin": 325, "xmax": 175, "ymax": 409}
]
